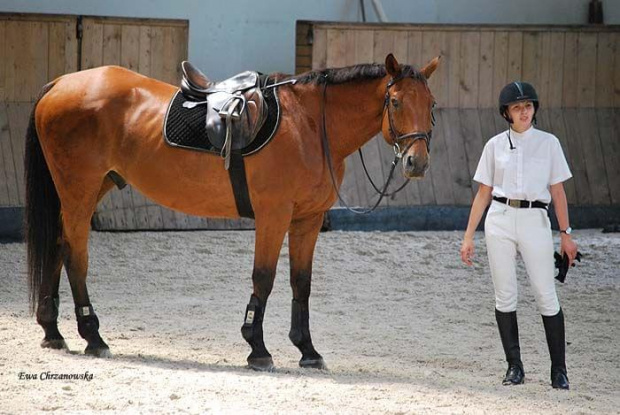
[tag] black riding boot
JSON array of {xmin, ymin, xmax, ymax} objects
[
  {"xmin": 542, "ymin": 308, "xmax": 569, "ymax": 390},
  {"xmin": 495, "ymin": 309, "xmax": 525, "ymax": 385}
]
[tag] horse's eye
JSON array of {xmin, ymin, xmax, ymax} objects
[{"xmin": 391, "ymin": 98, "xmax": 399, "ymax": 108}]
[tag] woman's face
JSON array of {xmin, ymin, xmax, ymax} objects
[{"xmin": 507, "ymin": 100, "xmax": 534, "ymax": 132}]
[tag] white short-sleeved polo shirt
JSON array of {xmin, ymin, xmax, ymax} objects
[{"xmin": 473, "ymin": 126, "xmax": 572, "ymax": 204}]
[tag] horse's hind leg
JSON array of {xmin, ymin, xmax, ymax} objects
[
  {"xmin": 287, "ymin": 212, "xmax": 326, "ymax": 369},
  {"xmin": 37, "ymin": 177, "xmax": 115, "ymax": 352},
  {"xmin": 60, "ymin": 178, "xmax": 112, "ymax": 357},
  {"xmin": 37, "ymin": 248, "xmax": 66, "ymax": 349},
  {"xmin": 241, "ymin": 206, "xmax": 292, "ymax": 371}
]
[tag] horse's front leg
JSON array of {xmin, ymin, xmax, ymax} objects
[
  {"xmin": 241, "ymin": 206, "xmax": 292, "ymax": 371},
  {"xmin": 288, "ymin": 212, "xmax": 326, "ymax": 369}
]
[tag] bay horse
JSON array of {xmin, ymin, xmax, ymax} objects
[{"xmin": 25, "ymin": 53, "xmax": 439, "ymax": 370}]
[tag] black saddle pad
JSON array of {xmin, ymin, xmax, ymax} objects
[{"xmin": 163, "ymin": 76, "xmax": 281, "ymax": 155}]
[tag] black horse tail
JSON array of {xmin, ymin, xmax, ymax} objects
[{"xmin": 25, "ymin": 82, "xmax": 60, "ymax": 314}]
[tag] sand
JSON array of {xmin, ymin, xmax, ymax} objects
[{"xmin": 1, "ymin": 229, "xmax": 618, "ymax": 414}]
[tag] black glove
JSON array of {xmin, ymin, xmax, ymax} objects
[{"xmin": 554, "ymin": 251, "xmax": 583, "ymax": 283}]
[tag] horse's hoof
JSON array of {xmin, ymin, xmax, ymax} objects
[
  {"xmin": 85, "ymin": 347, "xmax": 112, "ymax": 358},
  {"xmin": 41, "ymin": 338, "xmax": 68, "ymax": 350},
  {"xmin": 247, "ymin": 356, "xmax": 275, "ymax": 372},
  {"xmin": 299, "ymin": 357, "xmax": 327, "ymax": 370}
]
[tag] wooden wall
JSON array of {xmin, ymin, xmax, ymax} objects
[
  {"xmin": 0, "ymin": 13, "xmax": 256, "ymax": 232},
  {"xmin": 296, "ymin": 22, "xmax": 620, "ymax": 208}
]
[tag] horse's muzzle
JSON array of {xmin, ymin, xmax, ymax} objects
[{"xmin": 403, "ymin": 153, "xmax": 429, "ymax": 179}]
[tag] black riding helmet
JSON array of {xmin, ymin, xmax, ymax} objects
[{"xmin": 499, "ymin": 81, "xmax": 539, "ymax": 123}]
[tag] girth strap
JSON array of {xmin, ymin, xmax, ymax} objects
[{"xmin": 228, "ymin": 153, "xmax": 254, "ymax": 219}]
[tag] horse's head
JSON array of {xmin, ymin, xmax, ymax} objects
[{"xmin": 381, "ymin": 54, "xmax": 440, "ymax": 179}]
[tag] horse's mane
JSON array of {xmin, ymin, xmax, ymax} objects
[{"xmin": 290, "ymin": 63, "xmax": 424, "ymax": 85}]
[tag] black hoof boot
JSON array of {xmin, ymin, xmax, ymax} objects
[
  {"xmin": 289, "ymin": 299, "xmax": 327, "ymax": 370},
  {"xmin": 502, "ymin": 364, "xmax": 525, "ymax": 385},
  {"xmin": 37, "ymin": 296, "xmax": 68, "ymax": 350},
  {"xmin": 76, "ymin": 305, "xmax": 111, "ymax": 358},
  {"xmin": 241, "ymin": 295, "xmax": 273, "ymax": 371},
  {"xmin": 551, "ymin": 370, "xmax": 569, "ymax": 390}
]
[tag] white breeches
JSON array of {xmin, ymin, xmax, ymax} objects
[{"xmin": 484, "ymin": 200, "xmax": 560, "ymax": 316}]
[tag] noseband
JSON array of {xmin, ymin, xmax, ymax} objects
[{"xmin": 319, "ymin": 72, "xmax": 435, "ymax": 214}]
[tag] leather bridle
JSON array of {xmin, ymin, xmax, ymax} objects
[
  {"xmin": 320, "ymin": 73, "xmax": 435, "ymax": 214},
  {"xmin": 384, "ymin": 74, "xmax": 435, "ymax": 158}
]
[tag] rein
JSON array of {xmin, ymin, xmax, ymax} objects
[{"xmin": 320, "ymin": 74, "xmax": 432, "ymax": 214}]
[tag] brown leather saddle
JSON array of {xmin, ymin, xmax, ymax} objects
[{"xmin": 180, "ymin": 61, "xmax": 268, "ymax": 169}]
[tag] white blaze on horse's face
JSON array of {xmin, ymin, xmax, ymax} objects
[{"xmin": 381, "ymin": 54, "xmax": 440, "ymax": 179}]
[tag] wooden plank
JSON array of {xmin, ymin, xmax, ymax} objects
[
  {"xmin": 427, "ymin": 109, "xmax": 454, "ymax": 205},
  {"xmin": 407, "ymin": 31, "xmax": 422, "ymax": 68},
  {"xmin": 597, "ymin": 109, "xmax": 620, "ymax": 204},
  {"xmin": 30, "ymin": 21, "xmax": 49, "ymax": 101},
  {"xmin": 522, "ymin": 31, "xmax": 541, "ymax": 86},
  {"xmin": 562, "ymin": 32, "xmax": 579, "ymax": 108},
  {"xmin": 459, "ymin": 31, "xmax": 480, "ymax": 108},
  {"xmin": 506, "ymin": 32, "xmax": 523, "ymax": 82},
  {"xmin": 0, "ymin": 102, "xmax": 19, "ymax": 206},
  {"xmin": 64, "ymin": 20, "xmax": 78, "ymax": 74},
  {"xmin": 337, "ymin": 29, "xmax": 360, "ymax": 208},
  {"xmin": 3, "ymin": 21, "xmax": 19, "ymax": 102},
  {"xmin": 563, "ymin": 108, "xmax": 591, "ymax": 205},
  {"xmin": 460, "ymin": 108, "xmax": 485, "ymax": 196},
  {"xmin": 548, "ymin": 32, "xmax": 565, "ymax": 107},
  {"xmin": 138, "ymin": 26, "xmax": 152, "ymax": 77},
  {"xmin": 478, "ymin": 31, "xmax": 494, "ymax": 108},
  {"xmin": 311, "ymin": 28, "xmax": 327, "ymax": 70},
  {"xmin": 446, "ymin": 31, "xmax": 461, "ymax": 108},
  {"xmin": 546, "ymin": 109, "xmax": 577, "ymax": 204},
  {"xmin": 120, "ymin": 25, "xmax": 140, "ymax": 72},
  {"xmin": 6, "ymin": 103, "xmax": 30, "ymax": 205},
  {"xmin": 326, "ymin": 29, "xmax": 347, "ymax": 68},
  {"xmin": 0, "ymin": 21, "xmax": 5, "ymax": 101},
  {"xmin": 118, "ymin": 186, "xmax": 136, "ymax": 229},
  {"xmin": 578, "ymin": 109, "xmax": 610, "ymax": 204},
  {"xmin": 81, "ymin": 18, "xmax": 104, "ymax": 70},
  {"xmin": 595, "ymin": 32, "xmax": 615, "ymax": 107},
  {"xmin": 102, "ymin": 24, "xmax": 122, "ymax": 65},
  {"xmin": 443, "ymin": 109, "xmax": 472, "ymax": 204},
  {"xmin": 576, "ymin": 33, "xmax": 597, "ymax": 108},
  {"xmin": 492, "ymin": 32, "xmax": 509, "ymax": 110},
  {"xmin": 48, "ymin": 22, "xmax": 67, "ymax": 81},
  {"xmin": 614, "ymin": 34, "xmax": 620, "ymax": 107},
  {"xmin": 538, "ymin": 32, "xmax": 552, "ymax": 106},
  {"xmin": 149, "ymin": 26, "xmax": 165, "ymax": 81},
  {"xmin": 422, "ymin": 31, "xmax": 447, "ymax": 108}
]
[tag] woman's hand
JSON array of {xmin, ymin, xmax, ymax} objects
[
  {"xmin": 561, "ymin": 234, "xmax": 578, "ymax": 267},
  {"xmin": 460, "ymin": 237, "xmax": 475, "ymax": 266}
]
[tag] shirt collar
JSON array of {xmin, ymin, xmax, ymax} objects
[{"xmin": 509, "ymin": 125, "xmax": 534, "ymax": 139}]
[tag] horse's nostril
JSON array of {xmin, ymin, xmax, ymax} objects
[{"xmin": 406, "ymin": 156, "xmax": 414, "ymax": 167}]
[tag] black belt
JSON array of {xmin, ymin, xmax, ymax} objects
[{"xmin": 493, "ymin": 196, "xmax": 548, "ymax": 209}]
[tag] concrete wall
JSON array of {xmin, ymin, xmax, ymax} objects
[{"xmin": 1, "ymin": 0, "xmax": 618, "ymax": 80}]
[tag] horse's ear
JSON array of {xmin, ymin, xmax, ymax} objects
[
  {"xmin": 385, "ymin": 53, "xmax": 402, "ymax": 78},
  {"xmin": 420, "ymin": 56, "xmax": 441, "ymax": 79}
]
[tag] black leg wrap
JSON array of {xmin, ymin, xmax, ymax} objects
[
  {"xmin": 37, "ymin": 296, "xmax": 66, "ymax": 349},
  {"xmin": 289, "ymin": 299, "xmax": 324, "ymax": 369},
  {"xmin": 240, "ymin": 296, "xmax": 270, "ymax": 355},
  {"xmin": 75, "ymin": 305, "xmax": 109, "ymax": 356}
]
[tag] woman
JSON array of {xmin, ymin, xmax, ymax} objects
[{"xmin": 460, "ymin": 81, "xmax": 578, "ymax": 390}]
